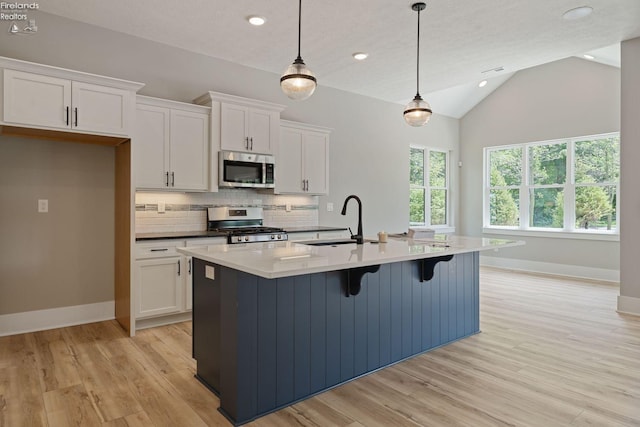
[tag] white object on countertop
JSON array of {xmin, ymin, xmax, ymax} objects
[
  {"xmin": 408, "ymin": 227, "xmax": 435, "ymax": 239},
  {"xmin": 377, "ymin": 231, "xmax": 388, "ymax": 243}
]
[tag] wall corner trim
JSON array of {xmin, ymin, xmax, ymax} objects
[
  {"xmin": 0, "ymin": 301, "xmax": 115, "ymax": 337},
  {"xmin": 617, "ymin": 295, "xmax": 640, "ymax": 317}
]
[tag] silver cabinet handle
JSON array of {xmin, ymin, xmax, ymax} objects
[
  {"xmin": 150, "ymin": 248, "xmax": 168, "ymax": 252},
  {"xmin": 245, "ymin": 136, "xmax": 249, "ymax": 150},
  {"xmin": 188, "ymin": 258, "xmax": 192, "ymax": 274},
  {"xmin": 171, "ymin": 172, "xmax": 175, "ymax": 187},
  {"xmin": 177, "ymin": 259, "xmax": 181, "ymax": 276},
  {"xmin": 250, "ymin": 137, "xmax": 253, "ymax": 150},
  {"xmin": 302, "ymin": 179, "xmax": 305, "ymax": 191},
  {"xmin": 165, "ymin": 171, "xmax": 169, "ymax": 187}
]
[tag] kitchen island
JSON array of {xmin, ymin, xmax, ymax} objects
[{"xmin": 178, "ymin": 235, "xmax": 522, "ymax": 425}]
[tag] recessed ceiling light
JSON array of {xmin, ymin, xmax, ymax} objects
[
  {"xmin": 247, "ymin": 16, "xmax": 266, "ymax": 26},
  {"xmin": 478, "ymin": 80, "xmax": 488, "ymax": 88},
  {"xmin": 583, "ymin": 54, "xmax": 595, "ymax": 60},
  {"xmin": 562, "ymin": 6, "xmax": 593, "ymax": 20},
  {"xmin": 352, "ymin": 52, "xmax": 368, "ymax": 61}
]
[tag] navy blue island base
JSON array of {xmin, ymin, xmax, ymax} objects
[{"xmin": 192, "ymin": 251, "xmax": 480, "ymax": 425}]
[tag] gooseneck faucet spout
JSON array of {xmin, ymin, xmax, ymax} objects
[{"xmin": 341, "ymin": 195, "xmax": 363, "ymax": 244}]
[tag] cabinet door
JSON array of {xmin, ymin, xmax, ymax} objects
[
  {"xmin": 134, "ymin": 257, "xmax": 183, "ymax": 319},
  {"xmin": 71, "ymin": 81, "xmax": 131, "ymax": 136},
  {"xmin": 304, "ymin": 131, "xmax": 329, "ymax": 195},
  {"xmin": 3, "ymin": 69, "xmax": 71, "ymax": 129},
  {"xmin": 276, "ymin": 128, "xmax": 304, "ymax": 193},
  {"xmin": 135, "ymin": 104, "xmax": 170, "ymax": 189},
  {"xmin": 220, "ymin": 103, "xmax": 249, "ymax": 151},
  {"xmin": 248, "ymin": 108, "xmax": 275, "ymax": 154},
  {"xmin": 169, "ymin": 109, "xmax": 209, "ymax": 190}
]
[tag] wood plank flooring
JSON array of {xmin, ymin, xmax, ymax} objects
[{"xmin": 1, "ymin": 267, "xmax": 639, "ymax": 426}]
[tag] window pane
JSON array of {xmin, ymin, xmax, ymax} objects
[
  {"xmin": 490, "ymin": 148, "xmax": 522, "ymax": 186},
  {"xmin": 489, "ymin": 189, "xmax": 519, "ymax": 226},
  {"xmin": 529, "ymin": 143, "xmax": 566, "ymax": 185},
  {"xmin": 529, "ymin": 188, "xmax": 563, "ymax": 228},
  {"xmin": 410, "ymin": 148, "xmax": 424, "ymax": 186},
  {"xmin": 429, "ymin": 151, "xmax": 447, "ymax": 187},
  {"xmin": 410, "ymin": 188, "xmax": 425, "ymax": 223},
  {"xmin": 574, "ymin": 137, "xmax": 620, "ymax": 184},
  {"xmin": 430, "ymin": 189, "xmax": 446, "ymax": 225},
  {"xmin": 575, "ymin": 185, "xmax": 616, "ymax": 230}
]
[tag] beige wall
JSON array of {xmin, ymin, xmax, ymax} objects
[
  {"xmin": 0, "ymin": 137, "xmax": 115, "ymax": 315},
  {"xmin": 459, "ymin": 57, "xmax": 621, "ymax": 275},
  {"xmin": 620, "ymin": 37, "xmax": 640, "ymax": 310}
]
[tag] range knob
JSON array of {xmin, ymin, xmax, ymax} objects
[
  {"xmin": 277, "ymin": 234, "xmax": 282, "ymax": 240},
  {"xmin": 244, "ymin": 236, "xmax": 250, "ymax": 242},
  {"xmin": 236, "ymin": 236, "xmax": 242, "ymax": 243},
  {"xmin": 270, "ymin": 235, "xmax": 275, "ymax": 240}
]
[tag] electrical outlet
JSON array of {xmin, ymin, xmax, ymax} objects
[
  {"xmin": 327, "ymin": 202, "xmax": 334, "ymax": 212},
  {"xmin": 158, "ymin": 201, "xmax": 165, "ymax": 214},
  {"xmin": 286, "ymin": 203, "xmax": 292, "ymax": 212},
  {"xmin": 38, "ymin": 199, "xmax": 48, "ymax": 213},
  {"xmin": 205, "ymin": 265, "xmax": 215, "ymax": 280}
]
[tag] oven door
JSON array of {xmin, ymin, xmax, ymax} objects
[{"xmin": 219, "ymin": 151, "xmax": 274, "ymax": 188}]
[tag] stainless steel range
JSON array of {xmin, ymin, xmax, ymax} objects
[{"xmin": 207, "ymin": 207, "xmax": 288, "ymax": 244}]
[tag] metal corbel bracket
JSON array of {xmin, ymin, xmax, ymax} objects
[
  {"xmin": 344, "ymin": 264, "xmax": 381, "ymax": 296},
  {"xmin": 419, "ymin": 255, "xmax": 454, "ymax": 282}
]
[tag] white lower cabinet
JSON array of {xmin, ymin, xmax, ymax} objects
[
  {"xmin": 134, "ymin": 256, "xmax": 184, "ymax": 319},
  {"xmin": 134, "ymin": 240, "xmax": 187, "ymax": 322}
]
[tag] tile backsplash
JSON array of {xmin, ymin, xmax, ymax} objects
[{"xmin": 135, "ymin": 189, "xmax": 318, "ymax": 233}]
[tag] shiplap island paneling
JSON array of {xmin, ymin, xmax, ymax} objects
[{"xmin": 192, "ymin": 251, "xmax": 480, "ymax": 425}]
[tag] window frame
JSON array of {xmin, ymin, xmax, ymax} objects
[
  {"xmin": 483, "ymin": 132, "xmax": 619, "ymax": 241},
  {"xmin": 410, "ymin": 145, "xmax": 452, "ymax": 229}
]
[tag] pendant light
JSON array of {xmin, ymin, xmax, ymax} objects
[
  {"xmin": 280, "ymin": 0, "xmax": 317, "ymax": 100},
  {"xmin": 404, "ymin": 2, "xmax": 432, "ymax": 127}
]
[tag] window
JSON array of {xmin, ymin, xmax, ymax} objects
[
  {"xmin": 410, "ymin": 147, "xmax": 450, "ymax": 227},
  {"xmin": 485, "ymin": 133, "xmax": 619, "ymax": 235}
]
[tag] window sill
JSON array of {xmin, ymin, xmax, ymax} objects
[{"xmin": 482, "ymin": 227, "xmax": 619, "ymax": 242}]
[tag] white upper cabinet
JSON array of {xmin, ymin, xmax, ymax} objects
[
  {"xmin": 195, "ymin": 91, "xmax": 284, "ymax": 155},
  {"xmin": 135, "ymin": 96, "xmax": 210, "ymax": 191},
  {"xmin": 0, "ymin": 57, "xmax": 143, "ymax": 137},
  {"xmin": 276, "ymin": 120, "xmax": 331, "ymax": 195}
]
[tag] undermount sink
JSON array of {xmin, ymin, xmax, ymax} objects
[
  {"xmin": 302, "ymin": 239, "xmax": 377, "ymax": 247},
  {"xmin": 303, "ymin": 240, "xmax": 357, "ymax": 246}
]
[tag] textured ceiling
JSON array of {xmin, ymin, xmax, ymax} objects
[{"xmin": 39, "ymin": 0, "xmax": 640, "ymax": 118}]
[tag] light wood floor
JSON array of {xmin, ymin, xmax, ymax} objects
[{"xmin": 1, "ymin": 267, "xmax": 639, "ymax": 426}]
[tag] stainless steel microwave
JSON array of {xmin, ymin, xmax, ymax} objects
[{"xmin": 219, "ymin": 150, "xmax": 275, "ymax": 188}]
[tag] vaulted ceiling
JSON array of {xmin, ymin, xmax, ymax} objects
[{"xmin": 39, "ymin": 1, "xmax": 639, "ymax": 118}]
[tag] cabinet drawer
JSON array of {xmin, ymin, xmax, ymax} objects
[{"xmin": 135, "ymin": 240, "xmax": 184, "ymax": 259}]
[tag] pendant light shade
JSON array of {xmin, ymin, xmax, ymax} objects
[
  {"xmin": 281, "ymin": 0, "xmax": 316, "ymax": 100},
  {"xmin": 404, "ymin": 2, "xmax": 432, "ymax": 126}
]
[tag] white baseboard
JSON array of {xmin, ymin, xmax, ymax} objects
[
  {"xmin": 480, "ymin": 255, "xmax": 620, "ymax": 283},
  {"xmin": 0, "ymin": 301, "xmax": 115, "ymax": 337},
  {"xmin": 617, "ymin": 295, "xmax": 640, "ymax": 316}
]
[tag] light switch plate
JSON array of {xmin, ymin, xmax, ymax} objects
[
  {"xmin": 38, "ymin": 199, "xmax": 48, "ymax": 213},
  {"xmin": 205, "ymin": 265, "xmax": 215, "ymax": 280},
  {"xmin": 286, "ymin": 203, "xmax": 292, "ymax": 212},
  {"xmin": 327, "ymin": 202, "xmax": 334, "ymax": 212},
  {"xmin": 157, "ymin": 201, "xmax": 165, "ymax": 214}
]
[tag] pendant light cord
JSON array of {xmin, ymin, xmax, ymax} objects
[
  {"xmin": 297, "ymin": 0, "xmax": 303, "ymax": 61},
  {"xmin": 416, "ymin": 6, "xmax": 421, "ymax": 97}
]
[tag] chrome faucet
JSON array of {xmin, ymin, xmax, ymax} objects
[{"xmin": 341, "ymin": 195, "xmax": 363, "ymax": 244}]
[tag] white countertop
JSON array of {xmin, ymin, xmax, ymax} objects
[{"xmin": 177, "ymin": 235, "xmax": 523, "ymax": 279}]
